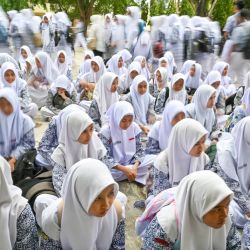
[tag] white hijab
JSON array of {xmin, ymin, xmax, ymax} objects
[
  {"xmin": 0, "ymin": 53, "xmax": 19, "ymax": 70},
  {"xmin": 0, "ymin": 156, "xmax": 28, "ymax": 249},
  {"xmin": 187, "ymin": 85, "xmax": 216, "ymax": 133},
  {"xmin": 41, "ymin": 13, "xmax": 53, "ymax": 46},
  {"xmin": 18, "ymin": 45, "xmax": 33, "ymax": 71},
  {"xmin": 54, "ymin": 50, "xmax": 70, "ymax": 76},
  {"xmin": 35, "ymin": 51, "xmax": 60, "ymax": 84},
  {"xmin": 134, "ymin": 56, "xmax": 150, "ymax": 80},
  {"xmin": 118, "ymin": 49, "xmax": 132, "ymax": 63},
  {"xmin": 180, "ymin": 60, "xmax": 196, "ymax": 74},
  {"xmin": 159, "ymin": 57, "xmax": 173, "ymax": 82},
  {"xmin": 242, "ymin": 88, "xmax": 250, "ymax": 116},
  {"xmin": 0, "ymin": 88, "xmax": 34, "ymax": 157},
  {"xmin": 244, "ymin": 71, "xmax": 250, "ymax": 89},
  {"xmin": 154, "ymin": 118, "xmax": 209, "ymax": 186},
  {"xmin": 158, "ymin": 170, "xmax": 233, "ymax": 250},
  {"xmin": 130, "ymin": 74, "xmax": 153, "ymax": 125},
  {"xmin": 50, "ymin": 75, "xmax": 75, "ymax": 96},
  {"xmin": 185, "ymin": 63, "xmax": 202, "ymax": 89},
  {"xmin": 169, "ymin": 73, "xmax": 186, "ymax": 104},
  {"xmin": 52, "ymin": 111, "xmax": 106, "ymax": 170},
  {"xmin": 124, "ymin": 61, "xmax": 141, "ymax": 90},
  {"xmin": 79, "ymin": 59, "xmax": 91, "ymax": 75},
  {"xmin": 60, "ymin": 158, "xmax": 119, "ymax": 250},
  {"xmin": 107, "ymin": 54, "xmax": 127, "ymax": 76},
  {"xmin": 213, "ymin": 62, "xmax": 229, "ymax": 86},
  {"xmin": 149, "ymin": 100, "xmax": 186, "ymax": 150},
  {"xmin": 204, "ymin": 70, "xmax": 221, "ymax": 86},
  {"xmin": 153, "ymin": 67, "xmax": 168, "ymax": 91},
  {"xmin": 0, "ymin": 62, "xmax": 26, "ymax": 97},
  {"xmin": 93, "ymin": 72, "xmax": 119, "ymax": 124},
  {"xmin": 101, "ymin": 101, "xmax": 141, "ymax": 165}
]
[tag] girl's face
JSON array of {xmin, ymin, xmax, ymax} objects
[
  {"xmin": 0, "ymin": 98, "xmax": 13, "ymax": 115},
  {"xmin": 58, "ymin": 53, "xmax": 65, "ymax": 64},
  {"xmin": 156, "ymin": 70, "xmax": 162, "ymax": 82},
  {"xmin": 119, "ymin": 115, "xmax": 133, "ymax": 130},
  {"xmin": 117, "ymin": 57, "xmax": 123, "ymax": 68},
  {"xmin": 21, "ymin": 49, "xmax": 28, "ymax": 59},
  {"xmin": 137, "ymin": 81, "xmax": 147, "ymax": 95},
  {"xmin": 4, "ymin": 69, "xmax": 16, "ymax": 84},
  {"xmin": 211, "ymin": 81, "xmax": 220, "ymax": 89},
  {"xmin": 190, "ymin": 65, "xmax": 196, "ymax": 77},
  {"xmin": 130, "ymin": 70, "xmax": 139, "ymax": 80},
  {"xmin": 57, "ymin": 87, "xmax": 66, "ymax": 95},
  {"xmin": 91, "ymin": 61, "xmax": 99, "ymax": 72},
  {"xmin": 44, "ymin": 16, "xmax": 49, "ymax": 24},
  {"xmin": 88, "ymin": 184, "xmax": 115, "ymax": 217},
  {"xmin": 141, "ymin": 59, "xmax": 146, "ymax": 68},
  {"xmin": 78, "ymin": 123, "xmax": 94, "ymax": 144},
  {"xmin": 171, "ymin": 112, "xmax": 185, "ymax": 126},
  {"xmin": 110, "ymin": 77, "xmax": 119, "ymax": 93},
  {"xmin": 222, "ymin": 66, "xmax": 228, "ymax": 76},
  {"xmin": 207, "ymin": 92, "xmax": 216, "ymax": 108},
  {"xmin": 203, "ymin": 196, "xmax": 230, "ymax": 229},
  {"xmin": 85, "ymin": 55, "xmax": 91, "ymax": 60},
  {"xmin": 160, "ymin": 60, "xmax": 167, "ymax": 68},
  {"xmin": 189, "ymin": 135, "xmax": 206, "ymax": 157},
  {"xmin": 172, "ymin": 79, "xmax": 184, "ymax": 92},
  {"xmin": 35, "ymin": 58, "xmax": 42, "ymax": 69}
]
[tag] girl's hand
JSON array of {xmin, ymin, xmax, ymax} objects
[{"xmin": 8, "ymin": 158, "xmax": 16, "ymax": 172}]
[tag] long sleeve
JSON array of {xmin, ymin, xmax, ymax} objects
[
  {"xmin": 226, "ymin": 223, "xmax": 241, "ymax": 250},
  {"xmin": 109, "ymin": 219, "xmax": 125, "ymax": 250},
  {"xmin": 52, "ymin": 162, "xmax": 67, "ymax": 197},
  {"xmin": 146, "ymin": 137, "xmax": 161, "ymax": 155},
  {"xmin": 10, "ymin": 129, "xmax": 35, "ymax": 160},
  {"xmin": 19, "ymin": 85, "xmax": 31, "ymax": 110},
  {"xmin": 88, "ymin": 99, "xmax": 102, "ymax": 129},
  {"xmin": 130, "ymin": 133, "xmax": 145, "ymax": 164},
  {"xmin": 154, "ymin": 88, "xmax": 168, "ymax": 115}
]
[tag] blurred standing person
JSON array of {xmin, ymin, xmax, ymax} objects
[
  {"xmin": 73, "ymin": 19, "xmax": 87, "ymax": 50},
  {"xmin": 111, "ymin": 15, "xmax": 126, "ymax": 53},
  {"xmin": 87, "ymin": 15, "xmax": 105, "ymax": 57},
  {"xmin": 40, "ymin": 13, "xmax": 56, "ymax": 60},
  {"xmin": 0, "ymin": 7, "xmax": 9, "ymax": 53},
  {"xmin": 104, "ymin": 14, "xmax": 114, "ymax": 62}
]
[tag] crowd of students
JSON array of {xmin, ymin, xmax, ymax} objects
[{"xmin": 1, "ymin": 2, "xmax": 250, "ymax": 249}]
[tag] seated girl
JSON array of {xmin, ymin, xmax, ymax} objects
[
  {"xmin": 152, "ymin": 118, "xmax": 209, "ymax": 196},
  {"xmin": 119, "ymin": 61, "xmax": 141, "ymax": 95},
  {"xmin": 22, "ymin": 57, "xmax": 36, "ymax": 82},
  {"xmin": 184, "ymin": 62, "xmax": 203, "ymax": 97},
  {"xmin": 36, "ymin": 159, "xmax": 125, "ymax": 250},
  {"xmin": 0, "ymin": 88, "xmax": 35, "ymax": 172},
  {"xmin": 134, "ymin": 56, "xmax": 151, "ymax": 81},
  {"xmin": 124, "ymin": 75, "xmax": 156, "ymax": 135},
  {"xmin": 18, "ymin": 45, "xmax": 33, "ymax": 73},
  {"xmin": 154, "ymin": 73, "xmax": 187, "ymax": 114},
  {"xmin": 149, "ymin": 67, "xmax": 168, "ymax": 98},
  {"xmin": 40, "ymin": 75, "xmax": 77, "ymax": 119},
  {"xmin": 140, "ymin": 171, "xmax": 241, "ymax": 250},
  {"xmin": 100, "ymin": 101, "xmax": 149, "ymax": 185},
  {"xmin": 213, "ymin": 117, "xmax": 250, "ymax": 228},
  {"xmin": 79, "ymin": 50, "xmax": 94, "ymax": 75},
  {"xmin": 159, "ymin": 57, "xmax": 173, "ymax": 82},
  {"xmin": 224, "ymin": 87, "xmax": 250, "ymax": 132},
  {"xmin": 146, "ymin": 100, "xmax": 185, "ymax": 155},
  {"xmin": 1, "ymin": 61, "xmax": 38, "ymax": 118},
  {"xmin": 204, "ymin": 70, "xmax": 226, "ymax": 115},
  {"xmin": 88, "ymin": 72, "xmax": 119, "ymax": 130},
  {"xmin": 54, "ymin": 50, "xmax": 72, "ymax": 81},
  {"xmin": 107, "ymin": 54, "xmax": 128, "ymax": 89},
  {"xmin": 36, "ymin": 104, "xmax": 84, "ymax": 169},
  {"xmin": 51, "ymin": 110, "xmax": 106, "ymax": 196},
  {"xmin": 27, "ymin": 51, "xmax": 59, "ymax": 108},
  {"xmin": 0, "ymin": 156, "xmax": 38, "ymax": 249},
  {"xmin": 185, "ymin": 85, "xmax": 217, "ymax": 135},
  {"xmin": 76, "ymin": 56, "xmax": 106, "ymax": 106}
]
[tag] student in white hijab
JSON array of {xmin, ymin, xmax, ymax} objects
[
  {"xmin": 159, "ymin": 57, "xmax": 173, "ymax": 82},
  {"xmin": 40, "ymin": 75, "xmax": 77, "ymax": 119},
  {"xmin": 118, "ymin": 49, "xmax": 132, "ymax": 66},
  {"xmin": 37, "ymin": 158, "xmax": 125, "ymax": 250},
  {"xmin": 120, "ymin": 61, "xmax": 141, "ymax": 94},
  {"xmin": 76, "ymin": 56, "xmax": 106, "ymax": 106},
  {"xmin": 164, "ymin": 51, "xmax": 177, "ymax": 75},
  {"xmin": 134, "ymin": 56, "xmax": 151, "ymax": 81},
  {"xmin": 185, "ymin": 85, "xmax": 217, "ymax": 134},
  {"xmin": 100, "ymin": 101, "xmax": 149, "ymax": 184},
  {"xmin": 0, "ymin": 156, "xmax": 38, "ymax": 249},
  {"xmin": 180, "ymin": 59, "xmax": 196, "ymax": 74},
  {"xmin": 88, "ymin": 72, "xmax": 119, "ymax": 130},
  {"xmin": 147, "ymin": 100, "xmax": 186, "ymax": 155},
  {"xmin": 142, "ymin": 170, "xmax": 241, "ymax": 250},
  {"xmin": 27, "ymin": 51, "xmax": 60, "ymax": 108},
  {"xmin": 0, "ymin": 61, "xmax": 38, "ymax": 118},
  {"xmin": 152, "ymin": 118, "xmax": 209, "ymax": 196},
  {"xmin": 0, "ymin": 88, "xmax": 35, "ymax": 172},
  {"xmin": 51, "ymin": 110, "xmax": 106, "ymax": 195},
  {"xmin": 204, "ymin": 70, "xmax": 225, "ymax": 115},
  {"xmin": 216, "ymin": 117, "xmax": 250, "ymax": 228},
  {"xmin": 54, "ymin": 50, "xmax": 72, "ymax": 81},
  {"xmin": 149, "ymin": 67, "xmax": 168, "ymax": 98},
  {"xmin": 107, "ymin": 54, "xmax": 128, "ymax": 89},
  {"xmin": 124, "ymin": 74, "xmax": 156, "ymax": 134},
  {"xmin": 168, "ymin": 73, "xmax": 187, "ymax": 104},
  {"xmin": 18, "ymin": 45, "xmax": 33, "ymax": 72},
  {"xmin": 79, "ymin": 50, "xmax": 94, "ymax": 75},
  {"xmin": 23, "ymin": 56, "xmax": 36, "ymax": 81},
  {"xmin": 36, "ymin": 104, "xmax": 85, "ymax": 169}
]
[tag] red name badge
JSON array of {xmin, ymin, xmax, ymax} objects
[
  {"xmin": 154, "ymin": 238, "xmax": 169, "ymax": 247},
  {"xmin": 129, "ymin": 137, "xmax": 135, "ymax": 141}
]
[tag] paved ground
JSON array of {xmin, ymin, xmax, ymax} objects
[{"xmin": 34, "ymin": 48, "xmax": 145, "ymax": 249}]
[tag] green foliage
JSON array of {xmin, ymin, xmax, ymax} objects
[
  {"xmin": 0, "ymin": 0, "xmax": 29, "ymax": 11},
  {"xmin": 180, "ymin": 0, "xmax": 195, "ymax": 16},
  {"xmin": 165, "ymin": 0, "xmax": 177, "ymax": 15}
]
